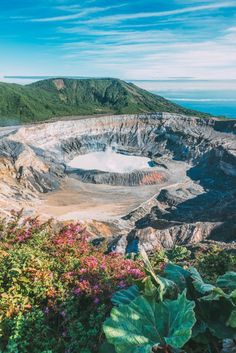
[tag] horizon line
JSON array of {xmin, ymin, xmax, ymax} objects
[{"xmin": 3, "ymin": 76, "xmax": 236, "ymax": 82}]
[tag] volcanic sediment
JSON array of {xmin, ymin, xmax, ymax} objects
[{"xmin": 0, "ymin": 113, "xmax": 235, "ymax": 251}]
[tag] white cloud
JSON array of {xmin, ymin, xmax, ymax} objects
[
  {"xmin": 55, "ymin": 5, "xmax": 82, "ymax": 12},
  {"xmin": 29, "ymin": 4, "xmax": 127, "ymax": 22},
  {"xmin": 4, "ymin": 0, "xmax": 236, "ymax": 81},
  {"xmin": 59, "ymin": 28, "xmax": 236, "ymax": 80},
  {"xmin": 74, "ymin": 2, "xmax": 236, "ymax": 25},
  {"xmin": 226, "ymin": 26, "xmax": 236, "ymax": 32}
]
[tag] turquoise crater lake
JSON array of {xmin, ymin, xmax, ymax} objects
[{"xmin": 67, "ymin": 149, "xmax": 152, "ymax": 173}]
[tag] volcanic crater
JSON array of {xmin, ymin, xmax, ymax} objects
[{"xmin": 0, "ymin": 112, "xmax": 235, "ymax": 251}]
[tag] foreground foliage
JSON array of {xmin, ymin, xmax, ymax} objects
[
  {"xmin": 104, "ymin": 291, "xmax": 196, "ymax": 353},
  {"xmin": 0, "ymin": 212, "xmax": 144, "ymax": 352},
  {"xmin": 103, "ymin": 250, "xmax": 236, "ymax": 353},
  {"xmin": 0, "ymin": 212, "xmax": 235, "ymax": 352}
]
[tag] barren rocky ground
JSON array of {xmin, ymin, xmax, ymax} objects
[{"xmin": 0, "ymin": 113, "xmax": 235, "ymax": 252}]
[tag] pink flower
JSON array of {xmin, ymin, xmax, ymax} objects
[
  {"xmin": 84, "ymin": 256, "xmax": 98, "ymax": 269},
  {"xmin": 118, "ymin": 281, "xmax": 126, "ymax": 288},
  {"xmin": 93, "ymin": 297, "xmax": 100, "ymax": 304},
  {"xmin": 79, "ymin": 268, "xmax": 87, "ymax": 274},
  {"xmin": 74, "ymin": 288, "xmax": 81, "ymax": 295},
  {"xmin": 100, "ymin": 263, "xmax": 106, "ymax": 270},
  {"xmin": 128, "ymin": 268, "xmax": 143, "ymax": 278},
  {"xmin": 75, "ymin": 225, "xmax": 81, "ymax": 232},
  {"xmin": 44, "ymin": 307, "xmax": 50, "ymax": 315},
  {"xmin": 60, "ymin": 311, "xmax": 66, "ymax": 318}
]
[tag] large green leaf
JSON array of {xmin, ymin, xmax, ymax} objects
[
  {"xmin": 216, "ymin": 272, "xmax": 236, "ymax": 292},
  {"xmin": 103, "ymin": 291, "xmax": 196, "ymax": 353},
  {"xmin": 189, "ymin": 267, "xmax": 216, "ymax": 294},
  {"xmin": 140, "ymin": 250, "xmax": 181, "ymax": 300},
  {"xmin": 191, "ymin": 320, "xmax": 208, "ymax": 339},
  {"xmin": 112, "ymin": 285, "xmax": 140, "ymax": 306},
  {"xmin": 200, "ymin": 287, "xmax": 236, "ymax": 307},
  {"xmin": 201, "ymin": 287, "xmax": 228, "ymax": 301},
  {"xmin": 200, "ymin": 297, "xmax": 236, "ymax": 339},
  {"xmin": 164, "ymin": 263, "xmax": 191, "ymax": 292},
  {"xmin": 140, "ymin": 249, "xmax": 165, "ymax": 300},
  {"xmin": 142, "ymin": 275, "xmax": 176, "ymax": 301},
  {"xmin": 142, "ymin": 276, "xmax": 159, "ymax": 299}
]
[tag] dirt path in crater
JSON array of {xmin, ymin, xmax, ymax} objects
[{"xmin": 37, "ymin": 178, "xmax": 159, "ymax": 221}]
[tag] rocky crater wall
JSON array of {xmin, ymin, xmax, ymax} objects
[{"xmin": 0, "ymin": 113, "xmax": 235, "ymax": 250}]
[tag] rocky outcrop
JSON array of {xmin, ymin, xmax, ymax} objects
[
  {"xmin": 68, "ymin": 168, "xmax": 168, "ymax": 186},
  {"xmin": 0, "ymin": 113, "xmax": 235, "ymax": 251}
]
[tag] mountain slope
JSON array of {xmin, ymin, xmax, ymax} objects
[{"xmin": 0, "ymin": 78, "xmax": 210, "ymax": 124}]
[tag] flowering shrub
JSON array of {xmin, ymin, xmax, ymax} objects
[
  {"xmin": 0, "ymin": 211, "xmax": 144, "ymax": 353},
  {"xmin": 1, "ymin": 211, "xmax": 233, "ymax": 353}
]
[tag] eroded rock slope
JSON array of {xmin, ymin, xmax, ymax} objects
[{"xmin": 0, "ymin": 113, "xmax": 235, "ymax": 250}]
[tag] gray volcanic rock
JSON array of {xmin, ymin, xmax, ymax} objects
[
  {"xmin": 0, "ymin": 113, "xmax": 235, "ymax": 250},
  {"xmin": 68, "ymin": 168, "xmax": 168, "ymax": 186}
]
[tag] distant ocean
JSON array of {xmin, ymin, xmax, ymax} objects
[
  {"xmin": 2, "ymin": 76, "xmax": 236, "ymax": 119},
  {"xmin": 134, "ymin": 79, "xmax": 236, "ymax": 119}
]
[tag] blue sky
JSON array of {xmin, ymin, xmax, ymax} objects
[{"xmin": 0, "ymin": 0, "xmax": 236, "ymax": 80}]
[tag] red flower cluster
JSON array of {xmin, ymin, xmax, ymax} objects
[
  {"xmin": 0, "ymin": 211, "xmax": 144, "ymax": 314},
  {"xmin": 62, "ymin": 249, "xmax": 144, "ymax": 303}
]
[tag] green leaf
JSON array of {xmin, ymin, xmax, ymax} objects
[
  {"xmin": 99, "ymin": 341, "xmax": 116, "ymax": 353},
  {"xmin": 201, "ymin": 287, "xmax": 236, "ymax": 306},
  {"xmin": 164, "ymin": 292, "xmax": 196, "ymax": 349},
  {"xmin": 112, "ymin": 286, "xmax": 140, "ymax": 306},
  {"xmin": 167, "ymin": 246, "xmax": 191, "ymax": 262},
  {"xmin": 140, "ymin": 250, "xmax": 177, "ymax": 300},
  {"xmin": 230, "ymin": 289, "xmax": 236, "ymax": 298},
  {"xmin": 200, "ymin": 297, "xmax": 236, "ymax": 339},
  {"xmin": 143, "ymin": 277, "xmax": 159, "ymax": 299},
  {"xmin": 227, "ymin": 310, "xmax": 236, "ymax": 328},
  {"xmin": 142, "ymin": 276, "xmax": 176, "ymax": 300},
  {"xmin": 189, "ymin": 267, "xmax": 215, "ymax": 294},
  {"xmin": 192, "ymin": 320, "xmax": 208, "ymax": 338},
  {"xmin": 230, "ymin": 289, "xmax": 236, "ymax": 304},
  {"xmin": 201, "ymin": 287, "xmax": 227, "ymax": 301},
  {"xmin": 158, "ymin": 275, "xmax": 177, "ymax": 295},
  {"xmin": 103, "ymin": 291, "xmax": 196, "ymax": 353},
  {"xmin": 19, "ymin": 276, "xmax": 30, "ymax": 283},
  {"xmin": 140, "ymin": 249, "xmax": 165, "ymax": 300},
  {"xmin": 217, "ymin": 272, "xmax": 236, "ymax": 292},
  {"xmin": 164, "ymin": 263, "xmax": 191, "ymax": 292},
  {"xmin": 9, "ymin": 267, "xmax": 22, "ymax": 275}
]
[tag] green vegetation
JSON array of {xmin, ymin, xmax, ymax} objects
[
  {"xmin": 104, "ymin": 249, "xmax": 236, "ymax": 353},
  {"xmin": 0, "ymin": 211, "xmax": 144, "ymax": 353},
  {"xmin": 0, "ymin": 78, "xmax": 210, "ymax": 125},
  {"xmin": 0, "ymin": 212, "xmax": 235, "ymax": 352}
]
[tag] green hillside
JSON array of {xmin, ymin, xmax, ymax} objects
[{"xmin": 0, "ymin": 78, "xmax": 210, "ymax": 125}]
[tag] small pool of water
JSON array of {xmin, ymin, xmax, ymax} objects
[{"xmin": 67, "ymin": 149, "xmax": 152, "ymax": 173}]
